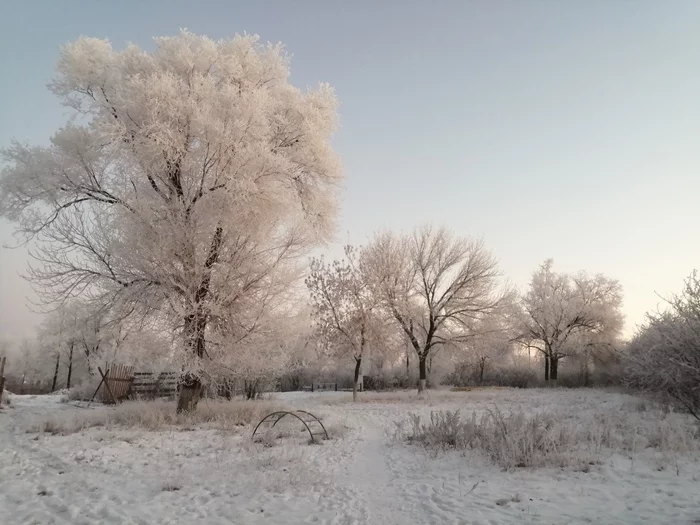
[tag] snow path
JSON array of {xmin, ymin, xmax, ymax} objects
[
  {"xmin": 2, "ymin": 390, "xmax": 700, "ymax": 524},
  {"xmin": 338, "ymin": 408, "xmax": 414, "ymax": 525}
]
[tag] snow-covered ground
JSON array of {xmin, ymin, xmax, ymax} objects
[{"xmin": 1, "ymin": 389, "xmax": 699, "ymax": 525}]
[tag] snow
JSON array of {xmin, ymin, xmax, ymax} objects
[{"xmin": 1, "ymin": 389, "xmax": 699, "ymax": 524}]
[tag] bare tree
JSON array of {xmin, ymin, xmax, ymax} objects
[
  {"xmin": 461, "ymin": 317, "xmax": 514, "ymax": 384},
  {"xmin": 0, "ymin": 32, "xmax": 342, "ymax": 412},
  {"xmin": 306, "ymin": 245, "xmax": 382, "ymax": 401},
  {"xmin": 515, "ymin": 260, "xmax": 623, "ymax": 382},
  {"xmin": 362, "ymin": 226, "xmax": 509, "ymax": 393}
]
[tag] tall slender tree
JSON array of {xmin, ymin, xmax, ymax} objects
[{"xmin": 307, "ymin": 246, "xmax": 381, "ymax": 401}]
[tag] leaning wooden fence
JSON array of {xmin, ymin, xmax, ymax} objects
[
  {"xmin": 96, "ymin": 364, "xmax": 135, "ymax": 404},
  {"xmin": 90, "ymin": 366, "xmax": 179, "ymax": 404}
]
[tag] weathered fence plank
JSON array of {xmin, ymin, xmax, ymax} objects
[
  {"xmin": 130, "ymin": 371, "xmax": 178, "ymax": 399},
  {"xmin": 0, "ymin": 356, "xmax": 6, "ymax": 406}
]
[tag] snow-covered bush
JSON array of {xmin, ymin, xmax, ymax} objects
[
  {"xmin": 403, "ymin": 409, "xmax": 575, "ymax": 468},
  {"xmin": 65, "ymin": 377, "xmax": 103, "ymax": 402},
  {"xmin": 625, "ymin": 272, "xmax": 700, "ymax": 421}
]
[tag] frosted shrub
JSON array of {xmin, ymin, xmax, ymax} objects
[
  {"xmin": 624, "ymin": 273, "xmax": 700, "ymax": 421},
  {"xmin": 479, "ymin": 409, "xmax": 576, "ymax": 468},
  {"xmin": 402, "ymin": 407, "xmax": 700, "ymax": 470},
  {"xmin": 407, "ymin": 411, "xmax": 470, "ymax": 449},
  {"xmin": 66, "ymin": 378, "xmax": 102, "ymax": 402},
  {"xmin": 407, "ymin": 409, "xmax": 575, "ymax": 469}
]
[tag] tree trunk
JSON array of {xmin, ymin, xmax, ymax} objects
[
  {"xmin": 177, "ymin": 374, "xmax": 203, "ymax": 413},
  {"xmin": 51, "ymin": 353, "xmax": 60, "ymax": 392},
  {"xmin": 0, "ymin": 356, "xmax": 6, "ymax": 406},
  {"xmin": 83, "ymin": 343, "xmax": 93, "ymax": 376},
  {"xmin": 479, "ymin": 358, "xmax": 486, "ymax": 385},
  {"xmin": 550, "ymin": 356, "xmax": 559, "ymax": 382},
  {"xmin": 353, "ymin": 357, "xmax": 362, "ymax": 402},
  {"xmin": 418, "ymin": 355, "xmax": 427, "ymax": 394},
  {"xmin": 221, "ymin": 379, "xmax": 233, "ymax": 400},
  {"xmin": 176, "ymin": 226, "xmax": 223, "ymax": 413},
  {"xmin": 406, "ymin": 348, "xmax": 410, "ymax": 377},
  {"xmin": 245, "ymin": 379, "xmax": 261, "ymax": 400},
  {"xmin": 66, "ymin": 344, "xmax": 73, "ymax": 389},
  {"xmin": 544, "ymin": 355, "xmax": 550, "ymax": 382},
  {"xmin": 177, "ymin": 314, "xmax": 207, "ymax": 412}
]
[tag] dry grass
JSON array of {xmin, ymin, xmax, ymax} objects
[
  {"xmin": 399, "ymin": 406, "xmax": 700, "ymax": 470},
  {"xmin": 30, "ymin": 398, "xmax": 289, "ymax": 435}
]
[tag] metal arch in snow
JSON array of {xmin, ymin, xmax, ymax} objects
[
  {"xmin": 293, "ymin": 410, "xmax": 329, "ymax": 440},
  {"xmin": 252, "ymin": 410, "xmax": 328, "ymax": 443}
]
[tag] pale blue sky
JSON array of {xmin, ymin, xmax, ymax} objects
[{"xmin": 1, "ymin": 0, "xmax": 700, "ymax": 340}]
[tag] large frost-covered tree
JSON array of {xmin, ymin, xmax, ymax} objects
[
  {"xmin": 306, "ymin": 245, "xmax": 382, "ymax": 401},
  {"xmin": 516, "ymin": 260, "xmax": 623, "ymax": 382},
  {"xmin": 362, "ymin": 226, "xmax": 509, "ymax": 393},
  {"xmin": 0, "ymin": 32, "xmax": 342, "ymax": 411}
]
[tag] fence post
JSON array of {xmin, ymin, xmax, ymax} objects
[{"xmin": 0, "ymin": 356, "xmax": 6, "ymax": 406}]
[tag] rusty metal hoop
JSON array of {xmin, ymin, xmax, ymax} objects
[{"xmin": 252, "ymin": 410, "xmax": 329, "ymax": 442}]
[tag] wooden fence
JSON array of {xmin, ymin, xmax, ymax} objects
[
  {"xmin": 131, "ymin": 371, "xmax": 179, "ymax": 399},
  {"xmin": 302, "ymin": 379, "xmax": 363, "ymax": 393},
  {"xmin": 92, "ymin": 366, "xmax": 179, "ymax": 404},
  {"xmin": 301, "ymin": 376, "xmax": 364, "ymax": 392},
  {"xmin": 97, "ymin": 364, "xmax": 135, "ymax": 404}
]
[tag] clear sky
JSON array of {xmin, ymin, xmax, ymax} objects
[{"xmin": 1, "ymin": 0, "xmax": 700, "ymax": 341}]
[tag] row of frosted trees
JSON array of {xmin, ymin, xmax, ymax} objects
[{"xmin": 306, "ymin": 231, "xmax": 624, "ymax": 399}]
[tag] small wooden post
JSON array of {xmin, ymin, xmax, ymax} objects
[
  {"xmin": 88, "ymin": 367, "xmax": 107, "ymax": 407},
  {"xmin": 88, "ymin": 366, "xmax": 118, "ymax": 406},
  {"xmin": 98, "ymin": 367, "xmax": 118, "ymax": 404},
  {"xmin": 0, "ymin": 356, "xmax": 6, "ymax": 406}
]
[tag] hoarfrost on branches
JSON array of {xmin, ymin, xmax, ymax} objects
[
  {"xmin": 361, "ymin": 226, "xmax": 511, "ymax": 393},
  {"xmin": 515, "ymin": 260, "xmax": 623, "ymax": 382},
  {"xmin": 625, "ymin": 272, "xmax": 700, "ymax": 420},
  {"xmin": 306, "ymin": 245, "xmax": 384, "ymax": 401},
  {"xmin": 0, "ymin": 31, "xmax": 342, "ymax": 411}
]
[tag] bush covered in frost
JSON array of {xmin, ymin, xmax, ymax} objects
[{"xmin": 399, "ymin": 407, "xmax": 700, "ymax": 470}]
